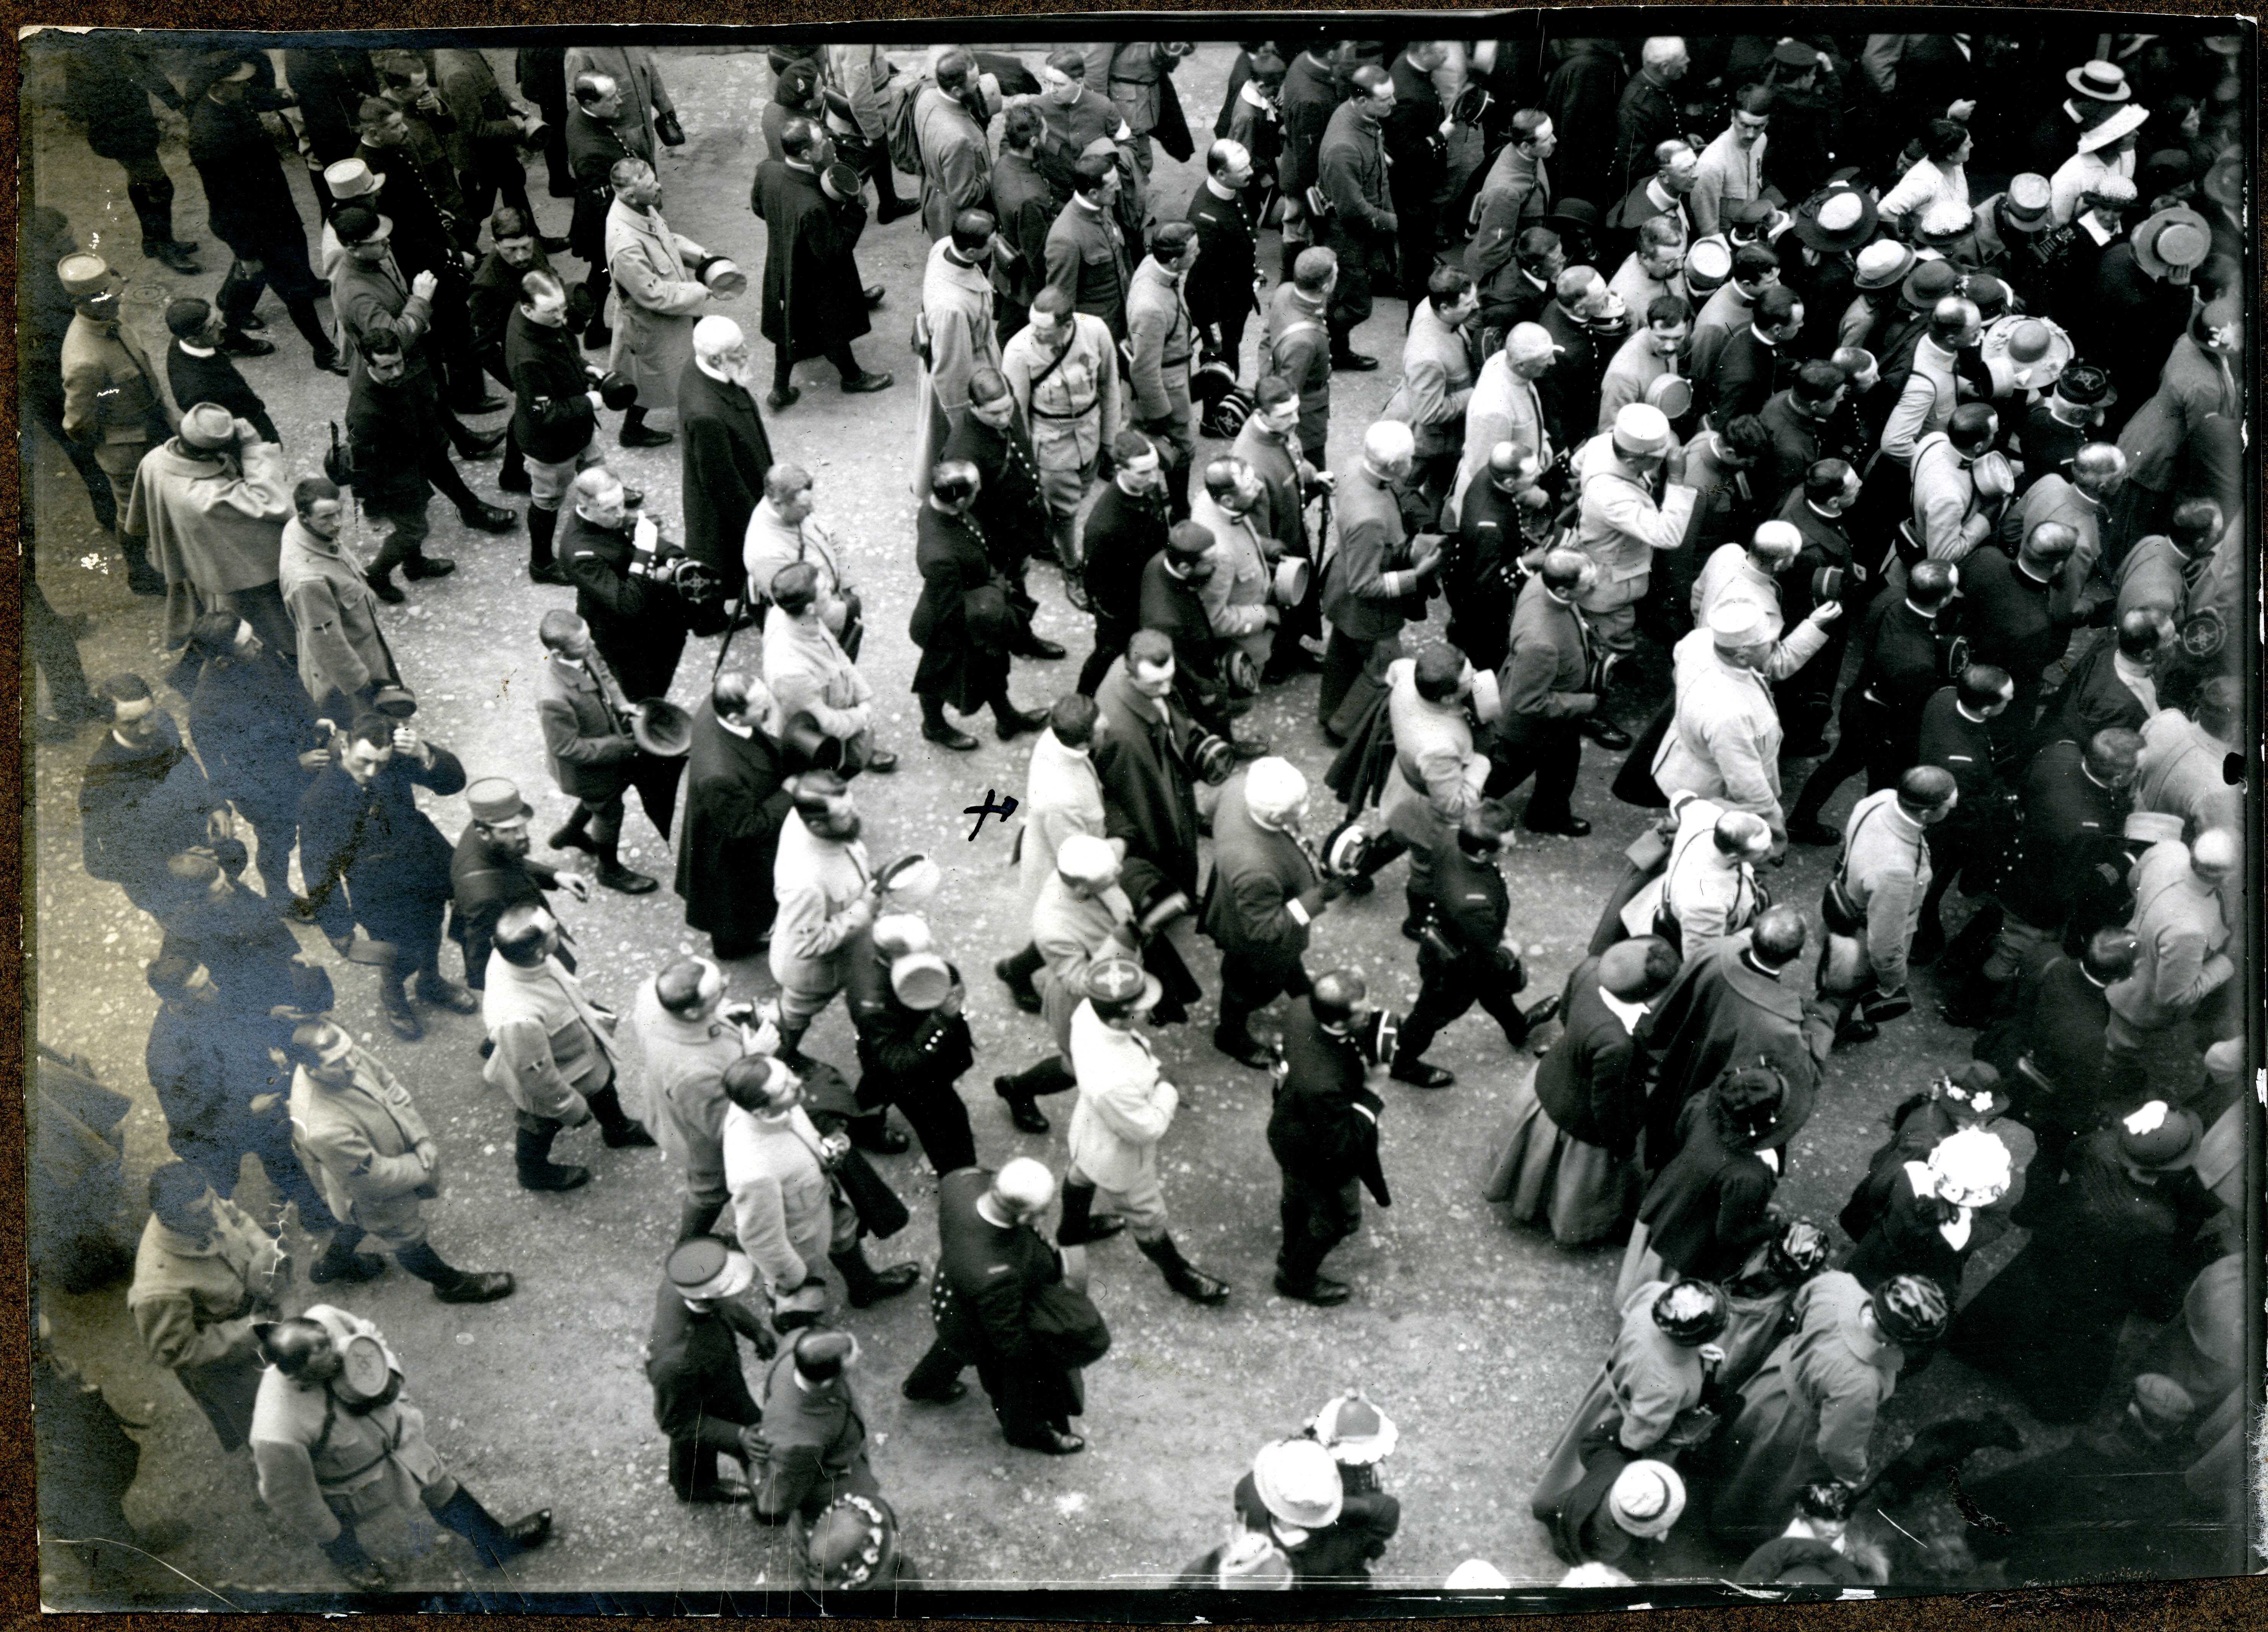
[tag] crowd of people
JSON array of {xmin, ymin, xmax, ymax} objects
[{"xmin": 28, "ymin": 26, "xmax": 2252, "ymax": 1596}]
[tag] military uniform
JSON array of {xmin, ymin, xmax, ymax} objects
[
  {"xmin": 1788, "ymin": 593, "xmax": 1947, "ymax": 835},
  {"xmin": 1653, "ymin": 627, "xmax": 1791, "ymax": 840},
  {"xmin": 1378, "ymin": 658, "xmax": 1488, "ymax": 910},
  {"xmin": 1399, "ymin": 831, "xmax": 1534, "ymax": 1062},
  {"xmin": 645, "ymin": 1274, "xmax": 768, "ymax": 1500},
  {"xmin": 1572, "ymin": 431, "xmax": 1699, "ymax": 655},
  {"xmin": 750, "ymin": 1345, "xmax": 880, "ymax": 1526},
  {"xmin": 555, "ymin": 507, "xmax": 691, "ymax": 706},
  {"xmin": 723, "ymin": 1103, "xmax": 859, "ymax": 1322},
  {"xmin": 628, "ymin": 977, "xmax": 746, "ymax": 1239},
  {"xmin": 1318, "ymin": 461, "xmax": 1423, "ymax": 732},
  {"xmin": 1001, "ymin": 312, "xmax": 1122, "ymax": 556},
  {"xmin": 1204, "ymin": 772, "xmax": 1327, "ymax": 1048},
  {"xmin": 2105, "ymin": 840, "xmax": 2234, "ymax": 1087},
  {"xmin": 1127, "ymin": 257, "xmax": 1197, "ymax": 477},
  {"xmin": 1984, "ymin": 738, "xmax": 2132, "ymax": 983},
  {"xmin": 1267, "ymin": 997, "xmax": 1391, "ymax": 1295},
  {"xmin": 127, "ymin": 1198, "xmax": 284, "ymax": 1449},
  {"xmin": 290, "ymin": 1041, "xmax": 439, "ymax": 1254},
  {"xmin": 1315, "ymin": 100, "xmax": 1395, "ymax": 344},
  {"xmin": 1260, "ymin": 282, "xmax": 1333, "ymax": 464},
  {"xmin": 845, "ymin": 936, "xmax": 978, "ymax": 1174}
]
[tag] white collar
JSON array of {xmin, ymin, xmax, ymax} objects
[
  {"xmin": 1074, "ymin": 193, "xmax": 1104, "ymax": 214},
  {"xmin": 178, "ymin": 340, "xmax": 218, "ymax": 358},
  {"xmin": 1206, "ymin": 176, "xmax": 1240, "ymax": 201},
  {"xmin": 717, "ymin": 713, "xmax": 755, "ymax": 739},
  {"xmin": 695, "ymin": 356, "xmax": 735, "ymax": 384},
  {"xmin": 1599, "ymin": 988, "xmax": 1650, "ymax": 1034},
  {"xmin": 1748, "ymin": 323, "xmax": 1778, "ymax": 348}
]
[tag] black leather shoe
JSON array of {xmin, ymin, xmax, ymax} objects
[
  {"xmin": 584, "ymin": 326, "xmax": 612, "ymax": 351},
  {"xmin": 863, "ymin": 748, "xmax": 900, "ymax": 773},
  {"xmin": 597, "ymin": 861, "xmax": 659, "ymax": 895},
  {"xmin": 1833, "ymin": 1014, "xmax": 1880, "ymax": 1050},
  {"xmin": 767, "ymin": 385, "xmax": 801, "ymax": 410},
  {"xmin": 365, "ymin": 571, "xmax": 406, "ymax": 605},
  {"xmin": 418, "ymin": 975, "xmax": 481, "ymax": 1014},
  {"xmin": 127, "ymin": 564, "xmax": 171, "ymax": 596},
  {"xmin": 995, "ymin": 963, "xmax": 1043, "ymax": 1014},
  {"xmin": 457, "ymin": 502, "xmax": 520, "ymax": 533},
  {"xmin": 310, "ymin": 1249, "xmax": 390, "ymax": 1285},
  {"xmin": 402, "ymin": 554, "xmax": 457, "ymax": 580},
  {"xmin": 518, "ymin": 1163, "xmax": 591, "ymax": 1192},
  {"xmin": 1213, "ymin": 1028, "xmax": 1273, "ymax": 1070},
  {"xmin": 150, "ymin": 241, "xmax": 205, "ymax": 275},
  {"xmin": 995, "ymin": 706, "xmax": 1045, "ymax": 741},
  {"xmin": 848, "ymin": 1262, "xmax": 921, "ymax": 1307},
  {"xmin": 549, "ymin": 823, "xmax": 598, "ymax": 854},
  {"xmin": 382, "ymin": 999, "xmax": 423, "ymax": 1040},
  {"xmin": 220, "ymin": 331, "xmax": 276, "ymax": 357},
  {"xmin": 529, "ymin": 561, "xmax": 569, "ymax": 585},
  {"xmin": 994, "ymin": 1079, "xmax": 1051, "ymax": 1134},
  {"xmin": 1391, "ymin": 1059, "xmax": 1456, "ymax": 1089},
  {"xmin": 1016, "ymin": 635, "xmax": 1068, "ymax": 660},
  {"xmin": 1274, "ymin": 1272, "xmax": 1351, "ymax": 1306},
  {"xmin": 1007, "ymin": 1427, "xmax": 1086, "ymax": 1455},
  {"xmin": 1523, "ymin": 814, "xmax": 1593, "ymax": 838},
  {"xmin": 841, "ymin": 370, "xmax": 894, "ymax": 394},
  {"xmin": 312, "ymin": 349, "xmax": 351, "ymax": 377},
  {"xmin": 876, "ymin": 199, "xmax": 918, "ymax": 226},
  {"xmin": 923, "ymin": 720, "xmax": 979, "ymax": 751},
  {"xmin": 862, "ymin": 285, "xmax": 887, "ymax": 308},
  {"xmin": 1579, "ymin": 716, "xmax": 1633, "ymax": 750},
  {"xmin": 902, "ymin": 1376, "xmax": 969, "ymax": 1403},
  {"xmin": 852, "ymin": 1122, "xmax": 910, "ymax": 1155},
  {"xmin": 602, "ymin": 1122, "xmax": 658, "ymax": 1149},
  {"xmin": 435, "ymin": 1270, "xmax": 517, "ymax": 1303},
  {"xmin": 539, "ymin": 234, "xmax": 571, "ymax": 252},
  {"xmin": 620, "ymin": 422, "xmax": 675, "ymax": 448},
  {"xmin": 336, "ymin": 1555, "xmax": 392, "ymax": 1591},
  {"xmin": 1230, "ymin": 735, "xmax": 1271, "ymax": 760},
  {"xmin": 500, "ymin": 1510, "xmax": 553, "ymax": 1550},
  {"xmin": 1330, "ymin": 350, "xmax": 1379, "ymax": 372},
  {"xmin": 1787, "ymin": 820, "xmax": 1842, "ymax": 848},
  {"xmin": 1521, "ymin": 994, "xmax": 1562, "ymax": 1032},
  {"xmin": 683, "ymin": 1479, "xmax": 750, "ymax": 1504}
]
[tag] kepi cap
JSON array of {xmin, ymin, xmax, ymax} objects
[
  {"xmin": 466, "ymin": 777, "xmax": 535, "ymax": 825},
  {"xmin": 665, "ymin": 1237, "xmax": 755, "ymax": 1301}
]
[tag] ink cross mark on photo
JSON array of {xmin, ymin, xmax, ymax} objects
[{"xmin": 963, "ymin": 790, "xmax": 1017, "ymax": 841}]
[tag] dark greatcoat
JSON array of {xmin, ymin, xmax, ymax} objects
[
  {"xmin": 676, "ymin": 359, "xmax": 774, "ymax": 579},
  {"xmin": 186, "ymin": 650, "xmax": 318, "ymax": 836},
  {"xmin": 942, "ymin": 407, "xmax": 1051, "ymax": 578},
  {"xmin": 297, "ymin": 745, "xmax": 468, "ymax": 944},
  {"xmin": 749, "ymin": 158, "xmax": 872, "ymax": 363},
  {"xmin": 1092, "ymin": 658, "xmax": 1203, "ymax": 911},
  {"xmin": 1078, "ymin": 483, "xmax": 1170, "ymax": 624},
  {"xmin": 931, "ymin": 1166, "xmax": 1086, "ymax": 1435},
  {"xmin": 673, "ymin": 704, "xmax": 794, "ymax": 951},
  {"xmin": 450, "ymin": 824, "xmax": 571, "ymax": 990},
  {"xmin": 184, "ymin": 93, "xmax": 300, "ymax": 257},
  {"xmin": 645, "ymin": 1277, "xmax": 766, "ymax": 1455},
  {"xmin": 1267, "ymin": 996, "xmax": 1392, "ymax": 1202},
  {"xmin": 556, "ymin": 507, "xmax": 691, "ymax": 704},
  {"xmin": 80, "ymin": 716, "xmax": 219, "ymax": 906},
  {"xmin": 1630, "ymin": 932, "xmax": 1827, "ymax": 1172},
  {"xmin": 909, "ymin": 502, "xmax": 1011, "ymax": 711},
  {"xmin": 564, "ymin": 107, "xmax": 634, "ymax": 266}
]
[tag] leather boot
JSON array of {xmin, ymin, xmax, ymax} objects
[
  {"xmin": 595, "ymin": 841, "xmax": 658, "ymax": 894},
  {"xmin": 515, "ymin": 1122, "xmax": 590, "ymax": 1192},
  {"xmin": 311, "ymin": 1237, "xmax": 388, "ymax": 1284},
  {"xmin": 995, "ymin": 944, "xmax": 1044, "ymax": 1012},
  {"xmin": 1137, "ymin": 1233, "xmax": 1230, "ymax": 1304},
  {"xmin": 1055, "ymin": 1181, "xmax": 1126, "ymax": 1246},
  {"xmin": 831, "ymin": 1244, "xmax": 920, "ymax": 1307},
  {"xmin": 428, "ymin": 1486, "xmax": 552, "ymax": 1570},
  {"xmin": 587, "ymin": 1084, "xmax": 657, "ymax": 1148}
]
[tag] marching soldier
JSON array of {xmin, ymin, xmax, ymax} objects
[
  {"xmin": 1394, "ymin": 801, "xmax": 1557, "ymax": 1087},
  {"xmin": 1267, "ymin": 968, "xmax": 1392, "ymax": 1306}
]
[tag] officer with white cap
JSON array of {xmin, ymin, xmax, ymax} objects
[
  {"xmin": 994, "ymin": 832, "xmax": 1141, "ymax": 1134},
  {"xmin": 1690, "ymin": 519, "xmax": 1842, "ymax": 682},
  {"xmin": 1570, "ymin": 401, "xmax": 1699, "ymax": 708},
  {"xmin": 1651, "ymin": 597, "xmax": 1793, "ymax": 848},
  {"xmin": 1061, "ymin": 955, "xmax": 1229, "ymax": 1304},
  {"xmin": 1203, "ymin": 756, "xmax": 1342, "ymax": 1068},
  {"xmin": 645, "ymin": 1236, "xmax": 771, "ymax": 1503}
]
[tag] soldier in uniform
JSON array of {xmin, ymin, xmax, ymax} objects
[
  {"xmin": 720, "ymin": 1052, "xmax": 919, "ymax": 1329},
  {"xmin": 287, "ymin": 1019, "xmax": 516, "ymax": 1303},
  {"xmin": 1002, "ymin": 288, "xmax": 1124, "ymax": 580},
  {"xmin": 1062, "ymin": 956, "xmax": 1231, "ymax": 1303},
  {"xmin": 1207, "ymin": 758, "xmax": 1345, "ymax": 1069},
  {"xmin": 1822, "ymin": 767, "xmax": 1960, "ymax": 1048},
  {"xmin": 900, "ymin": 1159, "xmax": 1098, "ymax": 1456},
  {"xmin": 1127, "ymin": 223, "xmax": 1200, "ymax": 501},
  {"xmin": 1913, "ymin": 666, "xmax": 2020, "ymax": 967},
  {"xmin": 1094, "ymin": 631, "xmax": 1210, "ymax": 991},
  {"xmin": 1045, "ymin": 154, "xmax": 1136, "ymax": 343},
  {"xmin": 1571, "ymin": 403, "xmax": 1699, "ymax": 701},
  {"xmin": 845, "ymin": 914, "xmax": 980, "ymax": 1174},
  {"xmin": 127, "ymin": 1161, "xmax": 286, "ymax": 1451},
  {"xmin": 1315, "ymin": 66, "xmax": 1399, "ymax": 368},
  {"xmin": 481, "ymin": 903, "xmax": 656, "ymax": 1192},
  {"xmin": 646, "ymin": 1237, "xmax": 771, "ymax": 1504},
  {"xmin": 1491, "ymin": 549, "xmax": 1603, "ymax": 835},
  {"xmin": 1394, "ymin": 801, "xmax": 1557, "ymax": 1087},
  {"xmin": 1318, "ymin": 420, "xmax": 1438, "ymax": 736},
  {"xmin": 1787, "ymin": 560, "xmax": 1958, "ymax": 845},
  {"xmin": 750, "ymin": 1329, "xmax": 882, "ymax": 1530},
  {"xmin": 1375, "ymin": 642, "xmax": 1492, "ymax": 934},
  {"xmin": 1267, "ymin": 968, "xmax": 1392, "ymax": 1306},
  {"xmin": 1263, "ymin": 251, "xmax": 1338, "ymax": 466},
  {"xmin": 995, "ymin": 835, "xmax": 1139, "ymax": 1133},
  {"xmin": 250, "ymin": 1306, "xmax": 552, "ymax": 1589},
  {"xmin": 632, "ymin": 954, "xmax": 770, "ymax": 1244},
  {"xmin": 57, "ymin": 251, "xmax": 173, "ymax": 592}
]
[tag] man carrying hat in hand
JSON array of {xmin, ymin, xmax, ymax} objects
[
  {"xmin": 646, "ymin": 1237, "xmax": 773, "ymax": 1504},
  {"xmin": 846, "ymin": 913, "xmax": 980, "ymax": 1174},
  {"xmin": 721, "ymin": 1054, "xmax": 920, "ymax": 1329}
]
